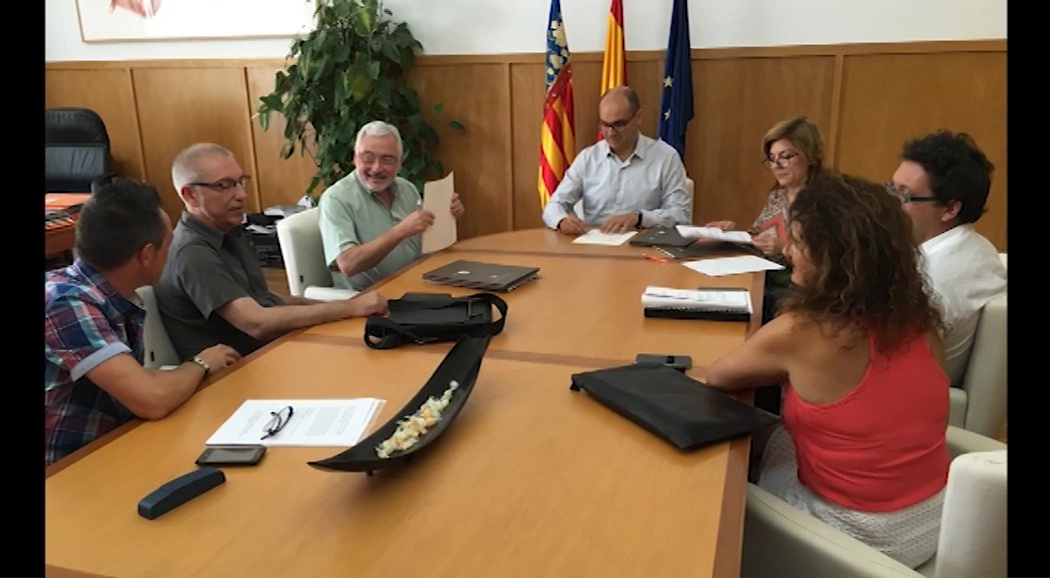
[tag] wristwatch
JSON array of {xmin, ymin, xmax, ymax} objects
[
  {"xmin": 191, "ymin": 356, "xmax": 211, "ymax": 374},
  {"xmin": 635, "ymin": 212, "xmax": 644, "ymax": 229}
]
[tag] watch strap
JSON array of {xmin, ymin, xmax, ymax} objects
[{"xmin": 192, "ymin": 356, "xmax": 210, "ymax": 374}]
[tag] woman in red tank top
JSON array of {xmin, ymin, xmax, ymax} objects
[{"xmin": 706, "ymin": 173, "xmax": 950, "ymax": 568}]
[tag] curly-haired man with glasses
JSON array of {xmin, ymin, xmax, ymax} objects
[{"xmin": 888, "ymin": 130, "xmax": 1006, "ymax": 387}]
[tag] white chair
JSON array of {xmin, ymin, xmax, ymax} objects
[
  {"xmin": 741, "ymin": 426, "xmax": 1006, "ymax": 577},
  {"xmin": 950, "ymin": 291, "xmax": 1007, "ymax": 438},
  {"xmin": 572, "ymin": 177, "xmax": 695, "ymax": 222},
  {"xmin": 275, "ymin": 207, "xmax": 357, "ymax": 301},
  {"xmin": 135, "ymin": 285, "xmax": 180, "ymax": 370},
  {"xmin": 998, "ymin": 252, "xmax": 1006, "ymax": 270}
]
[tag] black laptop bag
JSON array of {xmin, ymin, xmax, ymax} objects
[{"xmin": 364, "ymin": 292, "xmax": 508, "ymax": 350}]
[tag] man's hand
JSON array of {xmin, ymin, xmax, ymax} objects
[
  {"xmin": 752, "ymin": 229, "xmax": 784, "ymax": 255},
  {"xmin": 600, "ymin": 212, "xmax": 639, "ymax": 234},
  {"xmin": 556, "ymin": 215, "xmax": 588, "ymax": 235},
  {"xmin": 195, "ymin": 344, "xmax": 242, "ymax": 375},
  {"xmin": 705, "ymin": 220, "xmax": 737, "ymax": 231},
  {"xmin": 346, "ymin": 291, "xmax": 389, "ymax": 317},
  {"xmin": 450, "ymin": 192, "xmax": 465, "ymax": 219},
  {"xmin": 396, "ymin": 210, "xmax": 435, "ymax": 238}
]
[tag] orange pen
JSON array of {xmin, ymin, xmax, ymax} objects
[{"xmin": 642, "ymin": 253, "xmax": 669, "ymax": 264}]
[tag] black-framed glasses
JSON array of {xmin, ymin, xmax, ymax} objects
[
  {"xmin": 355, "ymin": 152, "xmax": 400, "ymax": 166},
  {"xmin": 598, "ymin": 110, "xmax": 638, "ymax": 132},
  {"xmin": 261, "ymin": 405, "xmax": 294, "ymax": 440},
  {"xmin": 763, "ymin": 153, "xmax": 799, "ymax": 169},
  {"xmin": 885, "ymin": 181, "xmax": 938, "ymax": 204},
  {"xmin": 189, "ymin": 174, "xmax": 251, "ymax": 192}
]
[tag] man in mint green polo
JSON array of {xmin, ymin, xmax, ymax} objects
[{"xmin": 318, "ymin": 121, "xmax": 466, "ymax": 291}]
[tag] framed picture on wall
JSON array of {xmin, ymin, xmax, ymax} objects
[{"xmin": 76, "ymin": 0, "xmax": 318, "ymax": 43}]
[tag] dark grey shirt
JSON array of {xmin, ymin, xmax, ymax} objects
[{"xmin": 155, "ymin": 211, "xmax": 284, "ymax": 359}]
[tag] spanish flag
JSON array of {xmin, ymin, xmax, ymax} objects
[
  {"xmin": 538, "ymin": 0, "xmax": 575, "ymax": 209},
  {"xmin": 600, "ymin": 0, "xmax": 627, "ymax": 94}
]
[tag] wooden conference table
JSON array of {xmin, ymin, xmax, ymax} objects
[{"xmin": 45, "ymin": 228, "xmax": 766, "ymax": 578}]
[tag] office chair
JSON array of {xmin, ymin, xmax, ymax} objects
[
  {"xmin": 45, "ymin": 108, "xmax": 114, "ymax": 194},
  {"xmin": 949, "ymin": 291, "xmax": 1007, "ymax": 438},
  {"xmin": 135, "ymin": 285, "xmax": 181, "ymax": 370},
  {"xmin": 741, "ymin": 426, "xmax": 1006, "ymax": 577},
  {"xmin": 275, "ymin": 207, "xmax": 358, "ymax": 301}
]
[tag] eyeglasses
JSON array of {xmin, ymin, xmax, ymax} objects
[
  {"xmin": 598, "ymin": 111, "xmax": 638, "ymax": 133},
  {"xmin": 190, "ymin": 174, "xmax": 251, "ymax": 192},
  {"xmin": 356, "ymin": 152, "xmax": 400, "ymax": 166},
  {"xmin": 763, "ymin": 153, "xmax": 799, "ymax": 169},
  {"xmin": 885, "ymin": 181, "xmax": 939, "ymax": 204},
  {"xmin": 261, "ymin": 405, "xmax": 294, "ymax": 440}
]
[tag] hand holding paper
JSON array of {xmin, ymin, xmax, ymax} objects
[{"xmin": 421, "ymin": 173, "xmax": 458, "ymax": 253}]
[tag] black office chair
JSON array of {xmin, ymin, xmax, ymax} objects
[{"xmin": 45, "ymin": 108, "xmax": 115, "ymax": 194}]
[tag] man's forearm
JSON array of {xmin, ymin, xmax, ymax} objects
[
  {"xmin": 253, "ymin": 301, "xmax": 353, "ymax": 340},
  {"xmin": 336, "ymin": 227, "xmax": 407, "ymax": 278}
]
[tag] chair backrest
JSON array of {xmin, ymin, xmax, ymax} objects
[
  {"xmin": 960, "ymin": 292, "xmax": 1007, "ymax": 438},
  {"xmin": 275, "ymin": 207, "xmax": 333, "ymax": 297},
  {"xmin": 45, "ymin": 108, "xmax": 112, "ymax": 194},
  {"xmin": 998, "ymin": 252, "xmax": 1006, "ymax": 270},
  {"xmin": 135, "ymin": 285, "xmax": 181, "ymax": 369}
]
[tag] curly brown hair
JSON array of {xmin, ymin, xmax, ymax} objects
[{"xmin": 778, "ymin": 172, "xmax": 944, "ymax": 353}]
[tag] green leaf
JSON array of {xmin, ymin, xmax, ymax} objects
[
  {"xmin": 280, "ymin": 141, "xmax": 295, "ymax": 159},
  {"xmin": 258, "ymin": 110, "xmax": 270, "ymax": 131},
  {"xmin": 449, "ymin": 120, "xmax": 466, "ymax": 130},
  {"xmin": 367, "ymin": 60, "xmax": 381, "ymax": 80},
  {"xmin": 433, "ymin": 102, "xmax": 443, "ymax": 115}
]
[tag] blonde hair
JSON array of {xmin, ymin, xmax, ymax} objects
[{"xmin": 761, "ymin": 116, "xmax": 825, "ymax": 184}]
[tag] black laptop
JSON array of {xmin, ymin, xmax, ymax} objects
[{"xmin": 422, "ymin": 259, "xmax": 540, "ymax": 292}]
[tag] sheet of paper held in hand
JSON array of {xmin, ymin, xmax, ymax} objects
[
  {"xmin": 683, "ymin": 255, "xmax": 786, "ymax": 277},
  {"xmin": 421, "ymin": 172, "xmax": 457, "ymax": 253},
  {"xmin": 572, "ymin": 229, "xmax": 638, "ymax": 246},
  {"xmin": 205, "ymin": 398, "xmax": 384, "ymax": 447}
]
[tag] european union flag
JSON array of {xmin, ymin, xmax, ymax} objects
[{"xmin": 658, "ymin": 0, "xmax": 694, "ymax": 160}]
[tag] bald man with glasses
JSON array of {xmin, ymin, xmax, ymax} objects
[
  {"xmin": 154, "ymin": 143, "xmax": 388, "ymax": 360},
  {"xmin": 542, "ymin": 85, "xmax": 691, "ymax": 235}
]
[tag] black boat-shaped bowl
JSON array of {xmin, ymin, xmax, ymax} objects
[{"xmin": 308, "ymin": 335, "xmax": 491, "ymax": 474}]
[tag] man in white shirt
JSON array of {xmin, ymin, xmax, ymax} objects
[
  {"xmin": 542, "ymin": 86, "xmax": 691, "ymax": 235},
  {"xmin": 889, "ymin": 130, "xmax": 1006, "ymax": 387}
]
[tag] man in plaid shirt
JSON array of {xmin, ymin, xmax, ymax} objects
[{"xmin": 45, "ymin": 179, "xmax": 240, "ymax": 467}]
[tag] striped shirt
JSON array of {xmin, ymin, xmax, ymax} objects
[{"xmin": 45, "ymin": 260, "xmax": 143, "ymax": 466}]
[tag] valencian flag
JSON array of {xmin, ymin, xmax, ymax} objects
[
  {"xmin": 658, "ymin": 0, "xmax": 693, "ymax": 160},
  {"xmin": 598, "ymin": 0, "xmax": 627, "ymax": 139},
  {"xmin": 538, "ymin": 0, "xmax": 576, "ymax": 209}
]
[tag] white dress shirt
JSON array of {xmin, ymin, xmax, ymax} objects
[
  {"xmin": 541, "ymin": 135, "xmax": 691, "ymax": 230},
  {"xmin": 921, "ymin": 224, "xmax": 1006, "ymax": 387}
]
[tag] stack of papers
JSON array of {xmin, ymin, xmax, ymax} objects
[
  {"xmin": 675, "ymin": 225, "xmax": 754, "ymax": 245},
  {"xmin": 642, "ymin": 286, "xmax": 752, "ymax": 313},
  {"xmin": 683, "ymin": 255, "xmax": 785, "ymax": 277},
  {"xmin": 205, "ymin": 398, "xmax": 384, "ymax": 447},
  {"xmin": 572, "ymin": 229, "xmax": 638, "ymax": 246}
]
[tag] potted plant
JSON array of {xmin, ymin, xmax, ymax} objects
[{"xmin": 257, "ymin": 0, "xmax": 462, "ymax": 202}]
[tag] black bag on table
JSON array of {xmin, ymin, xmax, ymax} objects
[
  {"xmin": 364, "ymin": 292, "xmax": 508, "ymax": 350},
  {"xmin": 570, "ymin": 362, "xmax": 780, "ymax": 450}
]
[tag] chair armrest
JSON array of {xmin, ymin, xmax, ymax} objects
[
  {"xmin": 946, "ymin": 425, "xmax": 1006, "ymax": 459},
  {"xmin": 303, "ymin": 286, "xmax": 359, "ymax": 301},
  {"xmin": 742, "ymin": 484, "xmax": 921, "ymax": 577}
]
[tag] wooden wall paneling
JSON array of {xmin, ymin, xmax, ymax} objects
[
  {"xmin": 624, "ymin": 59, "xmax": 664, "ymax": 145},
  {"xmin": 835, "ymin": 52, "xmax": 1007, "ymax": 249},
  {"xmin": 509, "ymin": 63, "xmax": 546, "ymax": 230},
  {"xmin": 407, "ymin": 63, "xmax": 512, "ymax": 240},
  {"xmin": 687, "ymin": 56, "xmax": 836, "ymax": 228},
  {"xmin": 245, "ymin": 66, "xmax": 324, "ymax": 209},
  {"xmin": 131, "ymin": 67, "xmax": 260, "ymax": 222},
  {"xmin": 45, "ymin": 69, "xmax": 146, "ymax": 181}
]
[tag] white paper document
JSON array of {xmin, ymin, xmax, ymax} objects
[
  {"xmin": 642, "ymin": 286, "xmax": 752, "ymax": 312},
  {"xmin": 683, "ymin": 255, "xmax": 786, "ymax": 277},
  {"xmin": 675, "ymin": 225, "xmax": 754, "ymax": 245},
  {"xmin": 205, "ymin": 398, "xmax": 384, "ymax": 447},
  {"xmin": 571, "ymin": 229, "xmax": 638, "ymax": 246},
  {"xmin": 421, "ymin": 172, "xmax": 458, "ymax": 253}
]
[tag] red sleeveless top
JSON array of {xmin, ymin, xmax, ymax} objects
[{"xmin": 782, "ymin": 329, "xmax": 950, "ymax": 512}]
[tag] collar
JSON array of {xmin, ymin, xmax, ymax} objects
[
  {"xmin": 920, "ymin": 224, "xmax": 971, "ymax": 255},
  {"xmin": 179, "ymin": 211, "xmax": 242, "ymax": 251},
  {"xmin": 602, "ymin": 134, "xmax": 653, "ymax": 161},
  {"xmin": 71, "ymin": 259, "xmax": 144, "ymax": 317}
]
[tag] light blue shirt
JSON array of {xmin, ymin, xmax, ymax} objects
[{"xmin": 541, "ymin": 134, "xmax": 691, "ymax": 229}]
